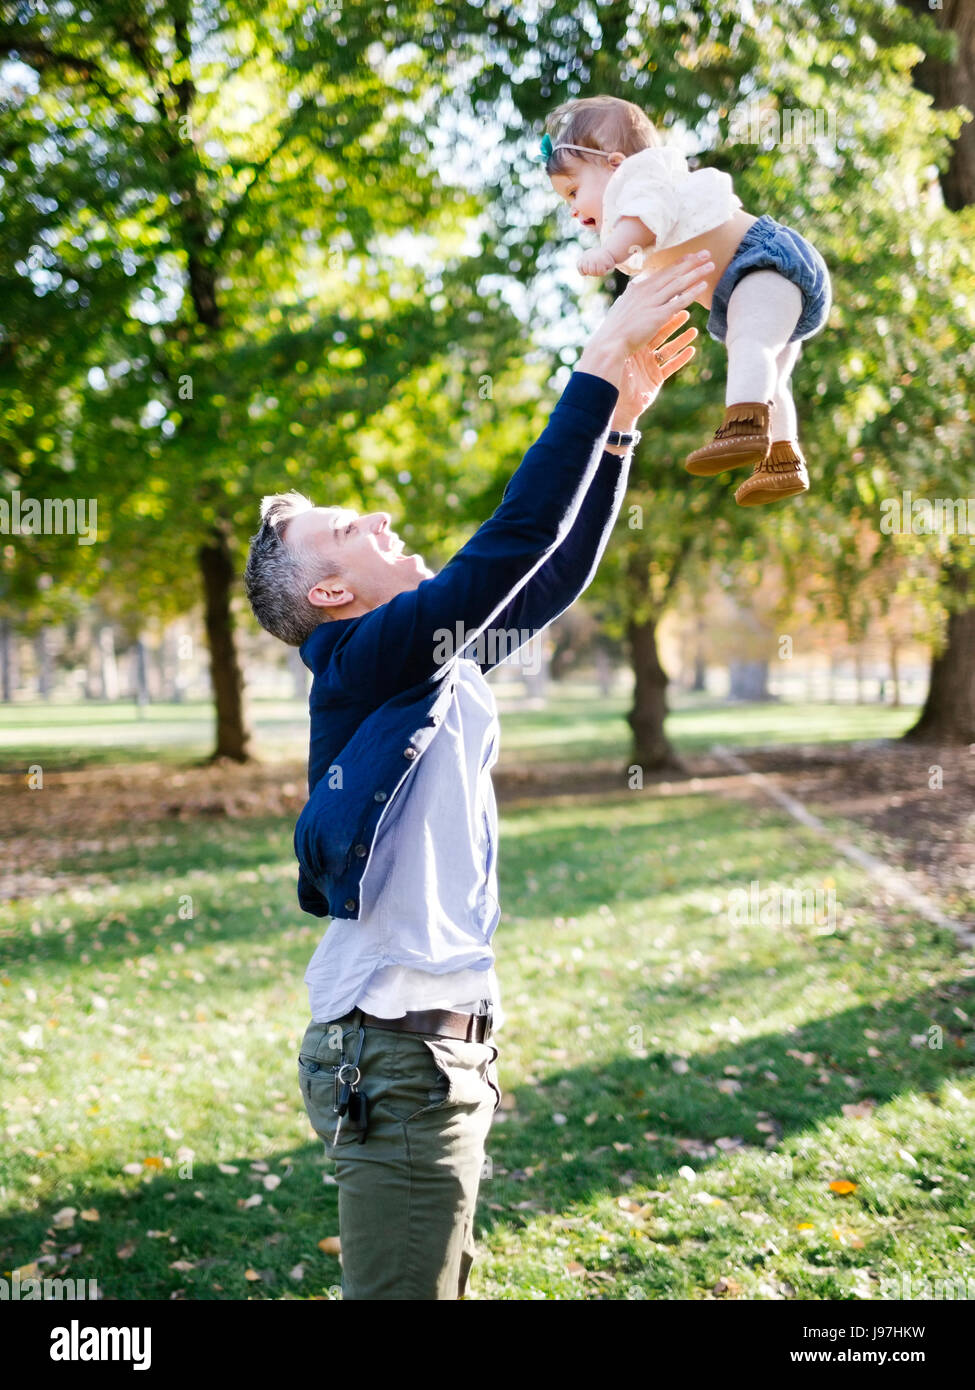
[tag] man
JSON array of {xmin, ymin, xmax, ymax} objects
[{"xmin": 243, "ymin": 250, "xmax": 710, "ymax": 1300}]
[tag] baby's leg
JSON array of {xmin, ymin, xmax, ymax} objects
[
  {"xmin": 724, "ymin": 270, "xmax": 803, "ymax": 407},
  {"xmin": 685, "ymin": 269, "xmax": 803, "ymax": 477},
  {"xmin": 769, "ymin": 339, "xmax": 803, "ymax": 443},
  {"xmin": 734, "ymin": 336, "xmax": 809, "ymax": 506}
]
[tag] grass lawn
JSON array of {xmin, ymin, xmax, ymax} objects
[
  {"xmin": 0, "ymin": 687, "xmax": 920, "ymax": 770},
  {"xmin": 1, "ymin": 692, "xmax": 971, "ymax": 1301}
]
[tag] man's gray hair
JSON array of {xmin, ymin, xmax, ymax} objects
[{"xmin": 244, "ymin": 491, "xmax": 342, "ymax": 646}]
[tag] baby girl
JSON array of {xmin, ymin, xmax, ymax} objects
[{"xmin": 539, "ymin": 95, "xmax": 832, "ymax": 506}]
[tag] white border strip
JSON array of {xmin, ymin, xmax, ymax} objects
[{"xmin": 711, "ymin": 744, "xmax": 975, "ymax": 948}]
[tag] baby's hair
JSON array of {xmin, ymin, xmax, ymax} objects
[{"xmin": 543, "ymin": 95, "xmax": 661, "ymax": 177}]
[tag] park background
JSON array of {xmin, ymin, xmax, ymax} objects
[{"xmin": 0, "ymin": 0, "xmax": 973, "ymax": 1301}]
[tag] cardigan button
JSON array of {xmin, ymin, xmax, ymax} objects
[
  {"xmin": 403, "ymin": 746, "xmax": 417, "ymax": 759},
  {"xmin": 344, "ymin": 898, "xmax": 357, "ymax": 912},
  {"xmin": 374, "ymin": 790, "xmax": 387, "ymax": 802},
  {"xmin": 353, "ymin": 843, "xmax": 367, "ymax": 857}
]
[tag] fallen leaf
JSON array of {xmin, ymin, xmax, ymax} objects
[
  {"xmin": 566, "ymin": 1262, "xmax": 586, "ymax": 1277},
  {"xmin": 51, "ymin": 1207, "xmax": 77, "ymax": 1229},
  {"xmin": 116, "ymin": 1242, "xmax": 138, "ymax": 1259},
  {"xmin": 79, "ymin": 1208, "xmax": 100, "ymax": 1222},
  {"xmin": 318, "ymin": 1236, "xmax": 341, "ymax": 1255},
  {"xmin": 170, "ymin": 1259, "xmax": 196, "ymax": 1272},
  {"xmin": 217, "ymin": 1163, "xmax": 240, "ymax": 1175},
  {"xmin": 289, "ymin": 1264, "xmax": 305, "ymax": 1281},
  {"xmin": 829, "ymin": 1180, "xmax": 857, "ymax": 1196},
  {"xmin": 713, "ymin": 1276, "xmax": 742, "ymax": 1297},
  {"xmin": 262, "ymin": 1174, "xmax": 282, "ymax": 1191},
  {"xmin": 244, "ymin": 1268, "xmax": 261, "ymax": 1281},
  {"xmin": 841, "ymin": 1101, "xmax": 875, "ymax": 1120}
]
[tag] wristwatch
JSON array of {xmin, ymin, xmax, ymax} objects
[{"xmin": 606, "ymin": 429, "xmax": 641, "ymax": 449}]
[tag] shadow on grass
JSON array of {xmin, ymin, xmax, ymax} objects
[
  {"xmin": 477, "ymin": 988, "xmax": 975, "ymax": 1234},
  {"xmin": 1, "ymin": 986, "xmax": 971, "ymax": 1300}
]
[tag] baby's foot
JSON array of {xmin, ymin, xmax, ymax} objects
[
  {"xmin": 735, "ymin": 441, "xmax": 810, "ymax": 506},
  {"xmin": 577, "ymin": 248, "xmax": 621, "ymax": 277}
]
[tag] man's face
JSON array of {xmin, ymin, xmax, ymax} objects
[
  {"xmin": 285, "ymin": 506, "xmax": 433, "ymax": 619},
  {"xmin": 550, "ymin": 154, "xmax": 619, "ymax": 236}
]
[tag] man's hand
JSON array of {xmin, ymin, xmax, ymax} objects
[
  {"xmin": 614, "ymin": 313, "xmax": 699, "ymax": 424},
  {"xmin": 576, "ymin": 249, "xmax": 713, "ymax": 387}
]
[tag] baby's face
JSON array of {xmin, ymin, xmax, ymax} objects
[{"xmin": 549, "ymin": 156, "xmax": 616, "ymax": 235}]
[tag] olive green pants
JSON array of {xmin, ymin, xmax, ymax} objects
[{"xmin": 298, "ymin": 1008, "xmax": 501, "ymax": 1300}]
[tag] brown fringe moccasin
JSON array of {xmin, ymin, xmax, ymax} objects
[
  {"xmin": 684, "ymin": 400, "xmax": 772, "ymax": 476},
  {"xmin": 734, "ymin": 440, "xmax": 810, "ymax": 506}
]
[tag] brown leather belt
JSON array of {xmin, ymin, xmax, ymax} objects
[{"xmin": 359, "ymin": 1004, "xmax": 493, "ymax": 1043}]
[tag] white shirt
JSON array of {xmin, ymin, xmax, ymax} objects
[
  {"xmin": 601, "ymin": 146, "xmax": 742, "ymax": 275},
  {"xmin": 304, "ymin": 658, "xmax": 506, "ymax": 1030}
]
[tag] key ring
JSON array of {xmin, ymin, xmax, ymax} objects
[
  {"xmin": 336, "ymin": 1062, "xmax": 361, "ymax": 1087},
  {"xmin": 338, "ymin": 1023, "xmax": 366, "ymax": 1074}
]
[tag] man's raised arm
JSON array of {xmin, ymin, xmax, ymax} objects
[{"xmin": 314, "ymin": 254, "xmax": 712, "ymax": 706}]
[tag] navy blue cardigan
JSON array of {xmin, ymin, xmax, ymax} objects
[{"xmin": 294, "ymin": 369, "xmax": 625, "ymax": 919}]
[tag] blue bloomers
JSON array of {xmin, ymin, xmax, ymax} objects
[{"xmin": 707, "ymin": 214, "xmax": 832, "ymax": 344}]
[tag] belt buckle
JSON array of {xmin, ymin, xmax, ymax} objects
[{"xmin": 479, "ymin": 1000, "xmax": 493, "ymax": 1043}]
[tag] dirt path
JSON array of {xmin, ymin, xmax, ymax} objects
[{"xmin": 2, "ymin": 741, "xmax": 971, "ymax": 924}]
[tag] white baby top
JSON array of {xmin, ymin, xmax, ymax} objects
[{"xmin": 600, "ymin": 146, "xmax": 742, "ymax": 275}]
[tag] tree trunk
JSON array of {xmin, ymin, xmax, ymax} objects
[
  {"xmin": 900, "ymin": 0, "xmax": 975, "ymax": 211},
  {"xmin": 98, "ymin": 624, "xmax": 119, "ymax": 701},
  {"xmin": 905, "ymin": 579, "xmax": 975, "ymax": 743},
  {"xmin": 890, "ymin": 642, "xmax": 901, "ymax": 707},
  {"xmin": 0, "ymin": 618, "xmax": 16, "ymax": 701},
  {"xmin": 522, "ymin": 636, "xmax": 549, "ymax": 705},
  {"xmin": 594, "ymin": 643, "xmax": 613, "ymax": 698},
  {"xmin": 729, "ymin": 660, "xmax": 770, "ymax": 702},
  {"xmin": 199, "ymin": 522, "xmax": 253, "ymax": 761},
  {"xmin": 287, "ymin": 644, "xmax": 309, "ymax": 701},
  {"xmin": 692, "ymin": 615, "xmax": 707, "ymax": 691},
  {"xmin": 132, "ymin": 636, "xmax": 149, "ymax": 713},
  {"xmin": 626, "ymin": 613, "xmax": 682, "ymax": 771},
  {"xmin": 896, "ymin": 8, "xmax": 975, "ymax": 741},
  {"xmin": 35, "ymin": 630, "xmax": 52, "ymax": 698}
]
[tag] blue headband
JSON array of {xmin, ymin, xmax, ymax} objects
[{"xmin": 534, "ymin": 132, "xmax": 611, "ymax": 163}]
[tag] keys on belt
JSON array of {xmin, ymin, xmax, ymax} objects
[{"xmin": 331, "ymin": 1024, "xmax": 369, "ymax": 1145}]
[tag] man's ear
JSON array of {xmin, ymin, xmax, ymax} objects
[{"xmin": 308, "ymin": 578, "xmax": 354, "ymax": 611}]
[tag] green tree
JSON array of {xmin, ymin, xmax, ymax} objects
[
  {"xmin": 431, "ymin": 0, "xmax": 974, "ymax": 764},
  {"xmin": 0, "ymin": 0, "xmax": 523, "ymax": 756}
]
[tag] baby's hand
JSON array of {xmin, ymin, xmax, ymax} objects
[{"xmin": 577, "ymin": 247, "xmax": 621, "ymax": 277}]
